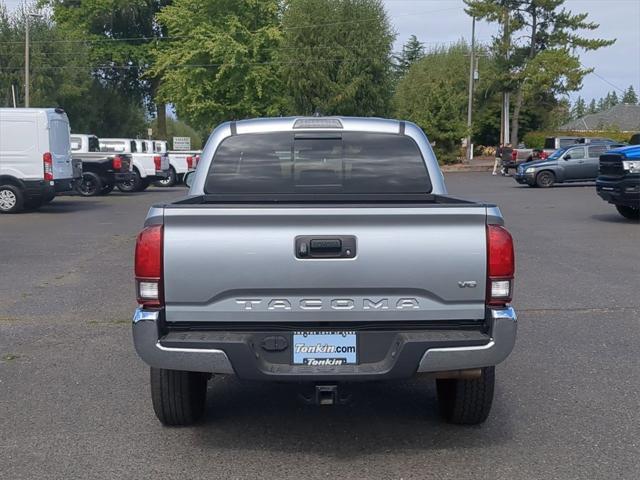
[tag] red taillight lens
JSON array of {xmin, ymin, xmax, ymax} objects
[
  {"xmin": 43, "ymin": 152, "xmax": 54, "ymax": 182},
  {"xmin": 541, "ymin": 151, "xmax": 548, "ymax": 159},
  {"xmin": 487, "ymin": 225, "xmax": 515, "ymax": 306},
  {"xmin": 511, "ymin": 150, "xmax": 517, "ymax": 161},
  {"xmin": 154, "ymin": 155, "xmax": 162, "ymax": 171},
  {"xmin": 186, "ymin": 156, "xmax": 193, "ymax": 169},
  {"xmin": 112, "ymin": 155, "xmax": 122, "ymax": 171},
  {"xmin": 135, "ymin": 225, "xmax": 163, "ymax": 308}
]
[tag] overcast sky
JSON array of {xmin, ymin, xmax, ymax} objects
[{"xmin": 4, "ymin": 0, "xmax": 639, "ymax": 103}]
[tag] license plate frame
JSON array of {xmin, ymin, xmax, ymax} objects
[{"xmin": 292, "ymin": 331, "xmax": 358, "ymax": 366}]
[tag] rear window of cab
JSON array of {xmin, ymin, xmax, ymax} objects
[{"xmin": 204, "ymin": 131, "xmax": 432, "ymax": 195}]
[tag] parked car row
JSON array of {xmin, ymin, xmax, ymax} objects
[
  {"xmin": 512, "ymin": 134, "xmax": 639, "ymax": 220},
  {"xmin": 0, "ymin": 108, "xmax": 200, "ymax": 213}
]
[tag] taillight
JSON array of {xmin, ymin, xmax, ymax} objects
[
  {"xmin": 153, "ymin": 156, "xmax": 162, "ymax": 171},
  {"xmin": 487, "ymin": 225, "xmax": 515, "ymax": 307},
  {"xmin": 43, "ymin": 152, "xmax": 54, "ymax": 182},
  {"xmin": 511, "ymin": 150, "xmax": 517, "ymax": 161},
  {"xmin": 186, "ymin": 156, "xmax": 193, "ymax": 169},
  {"xmin": 540, "ymin": 151, "xmax": 548, "ymax": 159},
  {"xmin": 112, "ymin": 155, "xmax": 122, "ymax": 171},
  {"xmin": 135, "ymin": 225, "xmax": 163, "ymax": 308}
]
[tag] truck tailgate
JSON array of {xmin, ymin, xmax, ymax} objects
[{"xmin": 162, "ymin": 205, "xmax": 489, "ymax": 323}]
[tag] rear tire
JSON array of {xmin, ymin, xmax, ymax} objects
[
  {"xmin": 117, "ymin": 168, "xmax": 142, "ymax": 192},
  {"xmin": 0, "ymin": 184, "xmax": 24, "ymax": 214},
  {"xmin": 100, "ymin": 183, "xmax": 114, "ymax": 195},
  {"xmin": 76, "ymin": 172, "xmax": 103, "ymax": 197},
  {"xmin": 138, "ymin": 178, "xmax": 151, "ymax": 191},
  {"xmin": 535, "ymin": 171, "xmax": 555, "ymax": 188},
  {"xmin": 436, "ymin": 366, "xmax": 495, "ymax": 425},
  {"xmin": 154, "ymin": 167, "xmax": 176, "ymax": 187},
  {"xmin": 150, "ymin": 368, "xmax": 208, "ymax": 426},
  {"xmin": 615, "ymin": 204, "xmax": 640, "ymax": 220}
]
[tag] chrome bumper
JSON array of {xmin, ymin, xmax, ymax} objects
[
  {"xmin": 132, "ymin": 307, "xmax": 517, "ymax": 375},
  {"xmin": 132, "ymin": 309, "xmax": 234, "ymax": 374},
  {"xmin": 417, "ymin": 307, "xmax": 517, "ymax": 372}
]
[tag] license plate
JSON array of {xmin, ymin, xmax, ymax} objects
[{"xmin": 292, "ymin": 331, "xmax": 357, "ymax": 366}]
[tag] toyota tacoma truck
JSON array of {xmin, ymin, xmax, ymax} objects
[{"xmin": 132, "ymin": 117, "xmax": 517, "ymax": 426}]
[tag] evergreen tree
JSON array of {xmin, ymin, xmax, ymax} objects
[
  {"xmin": 279, "ymin": 0, "xmax": 395, "ymax": 117},
  {"xmin": 464, "ymin": 0, "xmax": 614, "ymax": 144},
  {"xmin": 622, "ymin": 85, "xmax": 638, "ymax": 104},
  {"xmin": 572, "ymin": 97, "xmax": 586, "ymax": 118},
  {"xmin": 394, "ymin": 35, "xmax": 425, "ymax": 78},
  {"xmin": 587, "ymin": 98, "xmax": 597, "ymax": 114}
]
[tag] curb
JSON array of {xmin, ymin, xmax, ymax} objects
[{"xmin": 441, "ymin": 164, "xmax": 494, "ymax": 173}]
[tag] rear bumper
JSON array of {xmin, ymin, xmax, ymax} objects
[
  {"xmin": 113, "ymin": 172, "xmax": 133, "ymax": 182},
  {"xmin": 54, "ymin": 178, "xmax": 76, "ymax": 192},
  {"xmin": 596, "ymin": 176, "xmax": 640, "ymax": 208},
  {"xmin": 132, "ymin": 307, "xmax": 517, "ymax": 381}
]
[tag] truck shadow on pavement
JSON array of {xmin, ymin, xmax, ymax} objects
[{"xmin": 190, "ymin": 376, "xmax": 513, "ymax": 457}]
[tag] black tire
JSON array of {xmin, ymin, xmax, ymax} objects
[
  {"xmin": 436, "ymin": 366, "xmax": 495, "ymax": 425},
  {"xmin": 150, "ymin": 368, "xmax": 208, "ymax": 426},
  {"xmin": 76, "ymin": 172, "xmax": 104, "ymax": 197},
  {"xmin": 154, "ymin": 167, "xmax": 176, "ymax": 188},
  {"xmin": 43, "ymin": 191, "xmax": 56, "ymax": 204},
  {"xmin": 100, "ymin": 183, "xmax": 115, "ymax": 195},
  {"xmin": 117, "ymin": 168, "xmax": 142, "ymax": 192},
  {"xmin": 0, "ymin": 184, "xmax": 24, "ymax": 214},
  {"xmin": 616, "ymin": 204, "xmax": 640, "ymax": 220},
  {"xmin": 535, "ymin": 170, "xmax": 555, "ymax": 188},
  {"xmin": 138, "ymin": 177, "xmax": 151, "ymax": 191}
]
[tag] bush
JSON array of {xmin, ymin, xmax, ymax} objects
[{"xmin": 523, "ymin": 130, "xmax": 632, "ymax": 149}]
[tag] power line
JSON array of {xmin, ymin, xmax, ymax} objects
[{"xmin": 0, "ymin": 6, "xmax": 460, "ymax": 46}]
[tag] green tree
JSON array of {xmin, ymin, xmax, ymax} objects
[
  {"xmin": 394, "ymin": 34, "xmax": 425, "ymax": 78},
  {"xmin": 393, "ymin": 43, "xmax": 469, "ymax": 162},
  {"xmin": 571, "ymin": 96, "xmax": 586, "ymax": 119},
  {"xmin": 148, "ymin": 116, "xmax": 204, "ymax": 149},
  {"xmin": 464, "ymin": 0, "xmax": 615, "ymax": 144},
  {"xmin": 151, "ymin": 0, "xmax": 284, "ymax": 130},
  {"xmin": 622, "ymin": 85, "xmax": 638, "ymax": 105},
  {"xmin": 605, "ymin": 91, "xmax": 619, "ymax": 109},
  {"xmin": 0, "ymin": 3, "xmax": 147, "ymax": 136},
  {"xmin": 44, "ymin": 0, "xmax": 171, "ymax": 137},
  {"xmin": 587, "ymin": 98, "xmax": 597, "ymax": 114},
  {"xmin": 279, "ymin": 0, "xmax": 395, "ymax": 116}
]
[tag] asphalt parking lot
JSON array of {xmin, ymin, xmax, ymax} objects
[{"xmin": 1, "ymin": 173, "xmax": 638, "ymax": 479}]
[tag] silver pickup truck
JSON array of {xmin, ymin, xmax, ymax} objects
[{"xmin": 132, "ymin": 117, "xmax": 517, "ymax": 426}]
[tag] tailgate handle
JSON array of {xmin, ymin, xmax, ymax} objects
[
  {"xmin": 296, "ymin": 236, "xmax": 356, "ymax": 259},
  {"xmin": 310, "ymin": 239, "xmax": 342, "ymax": 252}
]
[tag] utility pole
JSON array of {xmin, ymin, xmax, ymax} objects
[
  {"xmin": 500, "ymin": 5, "xmax": 511, "ymax": 146},
  {"xmin": 25, "ymin": 13, "xmax": 43, "ymax": 108},
  {"xmin": 465, "ymin": 16, "xmax": 476, "ymax": 163}
]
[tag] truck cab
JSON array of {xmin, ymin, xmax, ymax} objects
[{"xmin": 0, "ymin": 108, "xmax": 81, "ymax": 213}]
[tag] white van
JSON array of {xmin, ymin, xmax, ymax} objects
[{"xmin": 0, "ymin": 108, "xmax": 80, "ymax": 213}]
